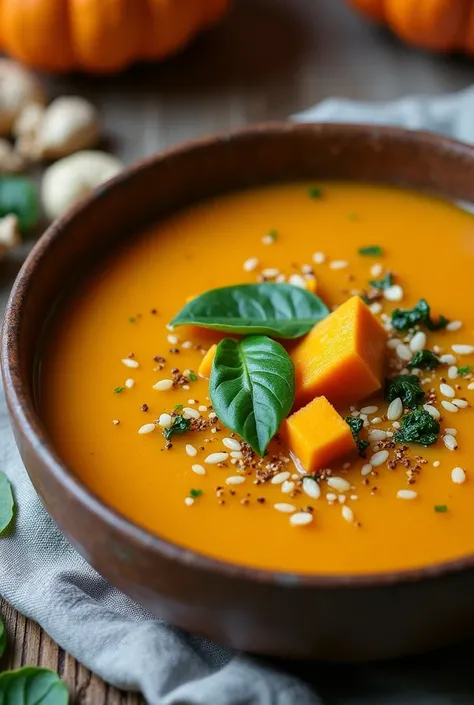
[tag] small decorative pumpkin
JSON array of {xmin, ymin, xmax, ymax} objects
[
  {"xmin": 347, "ymin": 0, "xmax": 474, "ymax": 54},
  {"xmin": 0, "ymin": 0, "xmax": 231, "ymax": 74}
]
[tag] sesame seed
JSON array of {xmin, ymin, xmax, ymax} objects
[
  {"xmin": 448, "ymin": 366, "xmax": 459, "ymax": 380},
  {"xmin": 158, "ymin": 413, "xmax": 173, "ymax": 428},
  {"xmin": 289, "ymin": 512, "xmax": 313, "ymax": 526},
  {"xmin": 138, "ymin": 423, "xmax": 155, "ymax": 435},
  {"xmin": 185, "ymin": 444, "xmax": 197, "ymax": 457},
  {"xmin": 302, "ymin": 477, "xmax": 321, "ymax": 499},
  {"xmin": 469, "ymin": 383, "xmax": 474, "ymax": 390},
  {"xmin": 451, "ymin": 466, "xmax": 466, "ymax": 484},
  {"xmin": 445, "ymin": 428, "xmax": 457, "ymax": 435},
  {"xmin": 271, "ymin": 471, "xmax": 291, "ymax": 485},
  {"xmin": 423, "ymin": 404, "xmax": 440, "ymax": 420},
  {"xmin": 184, "ymin": 497, "xmax": 195, "ymax": 506},
  {"xmin": 341, "ymin": 505, "xmax": 354, "ymax": 523},
  {"xmin": 288, "ymin": 273, "xmax": 307, "ymax": 288},
  {"xmin": 187, "ymin": 399, "xmax": 196, "ymax": 405},
  {"xmin": 384, "ymin": 285, "xmax": 404, "ymax": 302},
  {"xmin": 387, "ymin": 397, "xmax": 403, "ymax": 421},
  {"xmin": 360, "ymin": 405, "xmax": 378, "ymax": 415},
  {"xmin": 226, "ymin": 476, "xmax": 245, "ymax": 485},
  {"xmin": 182, "ymin": 340, "xmax": 193, "ymax": 349},
  {"xmin": 371, "ymin": 416, "xmax": 382, "ymax": 424},
  {"xmin": 261, "ymin": 267, "xmax": 279, "ymax": 278},
  {"xmin": 397, "ymin": 489, "xmax": 417, "ymax": 500},
  {"xmin": 409, "ymin": 331, "xmax": 426, "ymax": 352},
  {"xmin": 205, "ymin": 452, "xmax": 229, "ymax": 464},
  {"xmin": 368, "ymin": 429, "xmax": 387, "ymax": 442},
  {"xmin": 112, "ymin": 419, "xmax": 120, "ymax": 425},
  {"xmin": 396, "ymin": 343, "xmax": 412, "ymax": 361},
  {"xmin": 440, "ymin": 354, "xmax": 457, "ymax": 365},
  {"xmin": 446, "ymin": 321, "xmax": 462, "ymax": 331},
  {"xmin": 312, "ymin": 252, "xmax": 326, "ymax": 264},
  {"xmin": 443, "ymin": 434, "xmax": 458, "ymax": 450},
  {"xmin": 281, "ymin": 480, "xmax": 296, "ymax": 494},
  {"xmin": 182, "ymin": 384, "xmax": 190, "ymax": 390},
  {"xmin": 387, "ymin": 338, "xmax": 401, "ymax": 349},
  {"xmin": 326, "ymin": 493, "xmax": 337, "ymax": 502},
  {"xmin": 222, "ymin": 437, "xmax": 241, "ymax": 451},
  {"xmin": 301, "ymin": 264, "xmax": 313, "ymax": 274},
  {"xmin": 167, "ymin": 334, "xmax": 178, "ymax": 345},
  {"xmin": 198, "ymin": 405, "xmax": 208, "ymax": 412},
  {"xmin": 350, "ymin": 494, "xmax": 359, "ymax": 501},
  {"xmin": 243, "ymin": 257, "xmax": 259, "ymax": 272},
  {"xmin": 452, "ymin": 345, "xmax": 474, "ymax": 355},
  {"xmin": 274, "ymin": 503, "xmax": 296, "ymax": 513},
  {"xmin": 452, "ymin": 399, "xmax": 469, "ymax": 408},
  {"xmin": 370, "ymin": 302, "xmax": 382, "ymax": 315},
  {"xmin": 370, "ymin": 263, "xmax": 383, "ymax": 277},
  {"xmin": 275, "ymin": 274, "xmax": 286, "ymax": 283},
  {"xmin": 329, "ymin": 260, "xmax": 348, "ymax": 270},
  {"xmin": 122, "ymin": 358, "xmax": 139, "ymax": 368},
  {"xmin": 183, "ymin": 407, "xmax": 200, "ymax": 420},
  {"xmin": 153, "ymin": 379, "xmax": 173, "ymax": 391},
  {"xmin": 392, "ymin": 421, "xmax": 401, "ymax": 429},
  {"xmin": 361, "ymin": 463, "xmax": 372, "ymax": 476},
  {"xmin": 230, "ymin": 451, "xmax": 244, "ymax": 459},
  {"xmin": 262, "ymin": 234, "xmax": 274, "ymax": 245},
  {"xmin": 338, "ymin": 494, "xmax": 346, "ymax": 504},
  {"xmin": 208, "ymin": 412, "xmax": 217, "ymax": 419},
  {"xmin": 440, "ymin": 383, "xmax": 455, "ymax": 398},
  {"xmin": 125, "ymin": 378, "xmax": 135, "ymax": 389},
  {"xmin": 441, "ymin": 400, "xmax": 459, "ymax": 413},
  {"xmin": 433, "ymin": 460, "xmax": 440, "ymax": 467},
  {"xmin": 327, "ymin": 476, "xmax": 351, "ymax": 492},
  {"xmin": 192, "ymin": 464, "xmax": 206, "ymax": 475},
  {"xmin": 371, "ymin": 450, "xmax": 389, "ymax": 467}
]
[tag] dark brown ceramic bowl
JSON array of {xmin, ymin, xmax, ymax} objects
[{"xmin": 4, "ymin": 123, "xmax": 474, "ymax": 662}]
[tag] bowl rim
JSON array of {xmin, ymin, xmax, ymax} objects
[{"xmin": 4, "ymin": 120, "xmax": 474, "ymax": 589}]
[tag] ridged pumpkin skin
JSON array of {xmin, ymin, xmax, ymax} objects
[
  {"xmin": 0, "ymin": 0, "xmax": 231, "ymax": 73},
  {"xmin": 347, "ymin": 0, "xmax": 474, "ymax": 54}
]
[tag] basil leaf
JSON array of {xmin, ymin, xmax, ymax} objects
[
  {"xmin": 408, "ymin": 349, "xmax": 440, "ymax": 371},
  {"xmin": 369, "ymin": 272, "xmax": 393, "ymax": 290},
  {"xmin": 0, "ymin": 616, "xmax": 5, "ymax": 658},
  {"xmin": 0, "ymin": 177, "xmax": 38, "ymax": 233},
  {"xmin": 391, "ymin": 298, "xmax": 449, "ymax": 332},
  {"xmin": 385, "ymin": 375, "xmax": 425, "ymax": 410},
  {"xmin": 209, "ymin": 336, "xmax": 295, "ymax": 456},
  {"xmin": 394, "ymin": 409, "xmax": 440, "ymax": 446},
  {"xmin": 0, "ymin": 472, "xmax": 14, "ymax": 534},
  {"xmin": 345, "ymin": 417, "xmax": 370, "ymax": 457},
  {"xmin": 0, "ymin": 667, "xmax": 69, "ymax": 704},
  {"xmin": 170, "ymin": 283, "xmax": 329, "ymax": 339}
]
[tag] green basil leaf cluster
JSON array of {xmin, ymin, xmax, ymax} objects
[
  {"xmin": 209, "ymin": 336, "xmax": 295, "ymax": 456},
  {"xmin": 0, "ymin": 472, "xmax": 14, "ymax": 534},
  {"xmin": 407, "ymin": 349, "xmax": 440, "ymax": 370},
  {"xmin": 385, "ymin": 375, "xmax": 425, "ymax": 410},
  {"xmin": 170, "ymin": 283, "xmax": 329, "ymax": 339},
  {"xmin": 395, "ymin": 409, "xmax": 440, "ymax": 446},
  {"xmin": 369, "ymin": 273, "xmax": 393, "ymax": 290},
  {"xmin": 345, "ymin": 417, "xmax": 370, "ymax": 457},
  {"xmin": 391, "ymin": 298, "xmax": 449, "ymax": 332}
]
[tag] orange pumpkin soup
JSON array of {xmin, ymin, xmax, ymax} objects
[{"xmin": 41, "ymin": 181, "xmax": 474, "ymax": 575}]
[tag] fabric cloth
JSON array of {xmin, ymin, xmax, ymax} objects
[{"xmin": 3, "ymin": 86, "xmax": 474, "ymax": 704}]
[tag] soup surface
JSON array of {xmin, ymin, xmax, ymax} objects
[{"xmin": 41, "ymin": 181, "xmax": 474, "ymax": 574}]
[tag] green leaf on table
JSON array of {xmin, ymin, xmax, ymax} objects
[
  {"xmin": 209, "ymin": 336, "xmax": 295, "ymax": 456},
  {"xmin": 0, "ymin": 616, "xmax": 5, "ymax": 658},
  {"xmin": 0, "ymin": 177, "xmax": 38, "ymax": 233},
  {"xmin": 0, "ymin": 667, "xmax": 69, "ymax": 704},
  {"xmin": 170, "ymin": 283, "xmax": 329, "ymax": 339},
  {"xmin": 385, "ymin": 375, "xmax": 425, "ymax": 410},
  {"xmin": 391, "ymin": 298, "xmax": 449, "ymax": 332},
  {"xmin": 0, "ymin": 472, "xmax": 14, "ymax": 534},
  {"xmin": 394, "ymin": 409, "xmax": 440, "ymax": 446},
  {"xmin": 407, "ymin": 350, "xmax": 440, "ymax": 371}
]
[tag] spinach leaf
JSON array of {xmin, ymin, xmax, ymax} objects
[
  {"xmin": 385, "ymin": 375, "xmax": 425, "ymax": 410},
  {"xmin": 190, "ymin": 489, "xmax": 203, "ymax": 499},
  {"xmin": 359, "ymin": 245, "xmax": 382, "ymax": 256},
  {"xmin": 0, "ymin": 667, "xmax": 69, "ymax": 704},
  {"xmin": 0, "ymin": 616, "xmax": 5, "ymax": 658},
  {"xmin": 209, "ymin": 336, "xmax": 295, "ymax": 456},
  {"xmin": 408, "ymin": 350, "xmax": 440, "ymax": 370},
  {"xmin": 345, "ymin": 417, "xmax": 370, "ymax": 457},
  {"xmin": 0, "ymin": 472, "xmax": 14, "ymax": 534},
  {"xmin": 369, "ymin": 273, "xmax": 393, "ymax": 290},
  {"xmin": 434, "ymin": 505, "xmax": 448, "ymax": 513},
  {"xmin": 170, "ymin": 283, "xmax": 329, "ymax": 339},
  {"xmin": 394, "ymin": 409, "xmax": 440, "ymax": 446},
  {"xmin": 0, "ymin": 177, "xmax": 38, "ymax": 232},
  {"xmin": 391, "ymin": 298, "xmax": 449, "ymax": 332},
  {"xmin": 163, "ymin": 415, "xmax": 191, "ymax": 441}
]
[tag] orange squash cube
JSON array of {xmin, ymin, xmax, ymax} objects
[
  {"xmin": 281, "ymin": 396, "xmax": 356, "ymax": 472},
  {"xmin": 291, "ymin": 296, "xmax": 387, "ymax": 409},
  {"xmin": 198, "ymin": 344, "xmax": 217, "ymax": 379}
]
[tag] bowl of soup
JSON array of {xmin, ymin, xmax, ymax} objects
[{"xmin": 4, "ymin": 123, "xmax": 474, "ymax": 661}]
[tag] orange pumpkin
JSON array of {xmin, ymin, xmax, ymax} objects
[
  {"xmin": 347, "ymin": 0, "xmax": 474, "ymax": 54},
  {"xmin": 0, "ymin": 0, "xmax": 232, "ymax": 74}
]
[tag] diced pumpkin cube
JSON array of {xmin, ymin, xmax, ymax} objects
[
  {"xmin": 281, "ymin": 396, "xmax": 356, "ymax": 472},
  {"xmin": 198, "ymin": 344, "xmax": 217, "ymax": 379},
  {"xmin": 292, "ymin": 295, "xmax": 387, "ymax": 409}
]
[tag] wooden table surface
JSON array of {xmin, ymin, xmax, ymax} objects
[{"xmin": 1, "ymin": 0, "xmax": 473, "ymax": 702}]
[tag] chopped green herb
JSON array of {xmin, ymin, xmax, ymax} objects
[
  {"xmin": 163, "ymin": 414, "xmax": 191, "ymax": 440},
  {"xmin": 308, "ymin": 186, "xmax": 322, "ymax": 199},
  {"xmin": 113, "ymin": 386, "xmax": 126, "ymax": 394},
  {"xmin": 190, "ymin": 489, "xmax": 203, "ymax": 499},
  {"xmin": 360, "ymin": 294, "xmax": 371, "ymax": 305},
  {"xmin": 434, "ymin": 504, "xmax": 448, "ymax": 513},
  {"xmin": 458, "ymin": 365, "xmax": 472, "ymax": 376},
  {"xmin": 408, "ymin": 350, "xmax": 440, "ymax": 371},
  {"xmin": 391, "ymin": 298, "xmax": 449, "ymax": 332},
  {"xmin": 174, "ymin": 404, "xmax": 184, "ymax": 411},
  {"xmin": 345, "ymin": 417, "xmax": 370, "ymax": 457},
  {"xmin": 266, "ymin": 229, "xmax": 278, "ymax": 242},
  {"xmin": 369, "ymin": 272, "xmax": 393, "ymax": 290},
  {"xmin": 129, "ymin": 317, "xmax": 136, "ymax": 323},
  {"xmin": 394, "ymin": 409, "xmax": 440, "ymax": 446},
  {"xmin": 188, "ymin": 371, "xmax": 198, "ymax": 382},
  {"xmin": 358, "ymin": 245, "xmax": 383, "ymax": 256},
  {"xmin": 385, "ymin": 375, "xmax": 425, "ymax": 410}
]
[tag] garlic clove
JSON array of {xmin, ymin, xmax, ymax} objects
[
  {"xmin": 36, "ymin": 96, "xmax": 99, "ymax": 159},
  {"xmin": 0, "ymin": 60, "xmax": 46, "ymax": 136}
]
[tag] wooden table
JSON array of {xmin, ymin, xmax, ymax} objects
[{"xmin": 1, "ymin": 0, "xmax": 472, "ymax": 701}]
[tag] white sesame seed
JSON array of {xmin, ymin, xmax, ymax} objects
[
  {"xmin": 351, "ymin": 410, "xmax": 360, "ymax": 417},
  {"xmin": 205, "ymin": 452, "xmax": 229, "ymax": 464},
  {"xmin": 409, "ymin": 331, "xmax": 426, "ymax": 352},
  {"xmin": 230, "ymin": 451, "xmax": 244, "ymax": 459},
  {"xmin": 167, "ymin": 334, "xmax": 178, "ymax": 345},
  {"xmin": 368, "ymin": 429, "xmax": 387, "ymax": 442},
  {"xmin": 288, "ymin": 273, "xmax": 307, "ymax": 289},
  {"xmin": 397, "ymin": 489, "xmax": 417, "ymax": 500},
  {"xmin": 182, "ymin": 340, "xmax": 193, "ymax": 349},
  {"xmin": 341, "ymin": 505, "xmax": 354, "ymax": 523},
  {"xmin": 448, "ymin": 366, "xmax": 459, "ymax": 380},
  {"xmin": 187, "ymin": 399, "xmax": 196, "ymax": 405},
  {"xmin": 360, "ymin": 405, "xmax": 378, "ymax": 415},
  {"xmin": 125, "ymin": 378, "xmax": 135, "ymax": 389},
  {"xmin": 138, "ymin": 423, "xmax": 155, "ymax": 435},
  {"xmin": 433, "ymin": 460, "xmax": 440, "ymax": 467},
  {"xmin": 446, "ymin": 321, "xmax": 462, "ymax": 331},
  {"xmin": 359, "ymin": 414, "xmax": 368, "ymax": 422},
  {"xmin": 396, "ymin": 343, "xmax": 412, "ymax": 361},
  {"xmin": 122, "ymin": 358, "xmax": 139, "ymax": 368},
  {"xmin": 301, "ymin": 264, "xmax": 313, "ymax": 274},
  {"xmin": 185, "ymin": 445, "xmax": 197, "ymax": 457},
  {"xmin": 184, "ymin": 497, "xmax": 195, "ymax": 506},
  {"xmin": 452, "ymin": 399, "xmax": 469, "ymax": 408},
  {"xmin": 384, "ymin": 285, "xmax": 404, "ymax": 302},
  {"xmin": 208, "ymin": 412, "xmax": 217, "ymax": 419},
  {"xmin": 371, "ymin": 450, "xmax": 389, "ymax": 467},
  {"xmin": 261, "ymin": 267, "xmax": 279, "ymax": 278},
  {"xmin": 262, "ymin": 234, "xmax": 274, "ymax": 245},
  {"xmin": 443, "ymin": 434, "xmax": 458, "ymax": 451},
  {"xmin": 289, "ymin": 512, "xmax": 313, "ymax": 526},
  {"xmin": 271, "ymin": 471, "xmax": 291, "ymax": 485},
  {"xmin": 243, "ymin": 257, "xmax": 259, "ymax": 272},
  {"xmin": 198, "ymin": 405, "xmax": 208, "ymax": 412},
  {"xmin": 392, "ymin": 421, "xmax": 401, "ymax": 429},
  {"xmin": 445, "ymin": 428, "xmax": 457, "ymax": 435},
  {"xmin": 329, "ymin": 260, "xmax": 348, "ymax": 270},
  {"xmin": 183, "ymin": 407, "xmax": 200, "ymax": 420},
  {"xmin": 371, "ymin": 416, "xmax": 382, "ymax": 424},
  {"xmin": 281, "ymin": 481, "xmax": 296, "ymax": 494},
  {"xmin": 312, "ymin": 251, "xmax": 326, "ymax": 264},
  {"xmin": 226, "ymin": 476, "xmax": 245, "ymax": 485},
  {"xmin": 112, "ymin": 419, "xmax": 120, "ymax": 425},
  {"xmin": 361, "ymin": 463, "xmax": 372, "ymax": 476},
  {"xmin": 370, "ymin": 263, "xmax": 383, "ymax": 277},
  {"xmin": 369, "ymin": 302, "xmax": 382, "ymax": 315},
  {"xmin": 183, "ymin": 369, "xmax": 191, "ymax": 377},
  {"xmin": 440, "ymin": 383, "xmax": 455, "ymax": 398},
  {"xmin": 387, "ymin": 338, "xmax": 401, "ymax": 349},
  {"xmin": 440, "ymin": 354, "xmax": 457, "ymax": 365},
  {"xmin": 326, "ymin": 493, "xmax": 338, "ymax": 502},
  {"xmin": 222, "ymin": 437, "xmax": 241, "ymax": 452},
  {"xmin": 451, "ymin": 467, "xmax": 466, "ymax": 484},
  {"xmin": 441, "ymin": 400, "xmax": 459, "ymax": 413},
  {"xmin": 469, "ymin": 383, "xmax": 474, "ymax": 390},
  {"xmin": 192, "ymin": 464, "xmax": 206, "ymax": 476},
  {"xmin": 452, "ymin": 345, "xmax": 474, "ymax": 355},
  {"xmin": 387, "ymin": 397, "xmax": 403, "ymax": 421},
  {"xmin": 274, "ymin": 503, "xmax": 296, "ymax": 513},
  {"xmin": 275, "ymin": 274, "xmax": 286, "ymax": 283},
  {"xmin": 166, "ymin": 323, "xmax": 175, "ymax": 331},
  {"xmin": 153, "ymin": 379, "xmax": 173, "ymax": 391},
  {"xmin": 338, "ymin": 494, "xmax": 346, "ymax": 504},
  {"xmin": 423, "ymin": 404, "xmax": 440, "ymax": 420},
  {"xmin": 302, "ymin": 477, "xmax": 321, "ymax": 499},
  {"xmin": 327, "ymin": 476, "xmax": 351, "ymax": 492},
  {"xmin": 158, "ymin": 413, "xmax": 172, "ymax": 428}
]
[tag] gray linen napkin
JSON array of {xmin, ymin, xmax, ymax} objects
[{"xmin": 3, "ymin": 86, "xmax": 474, "ymax": 705}]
